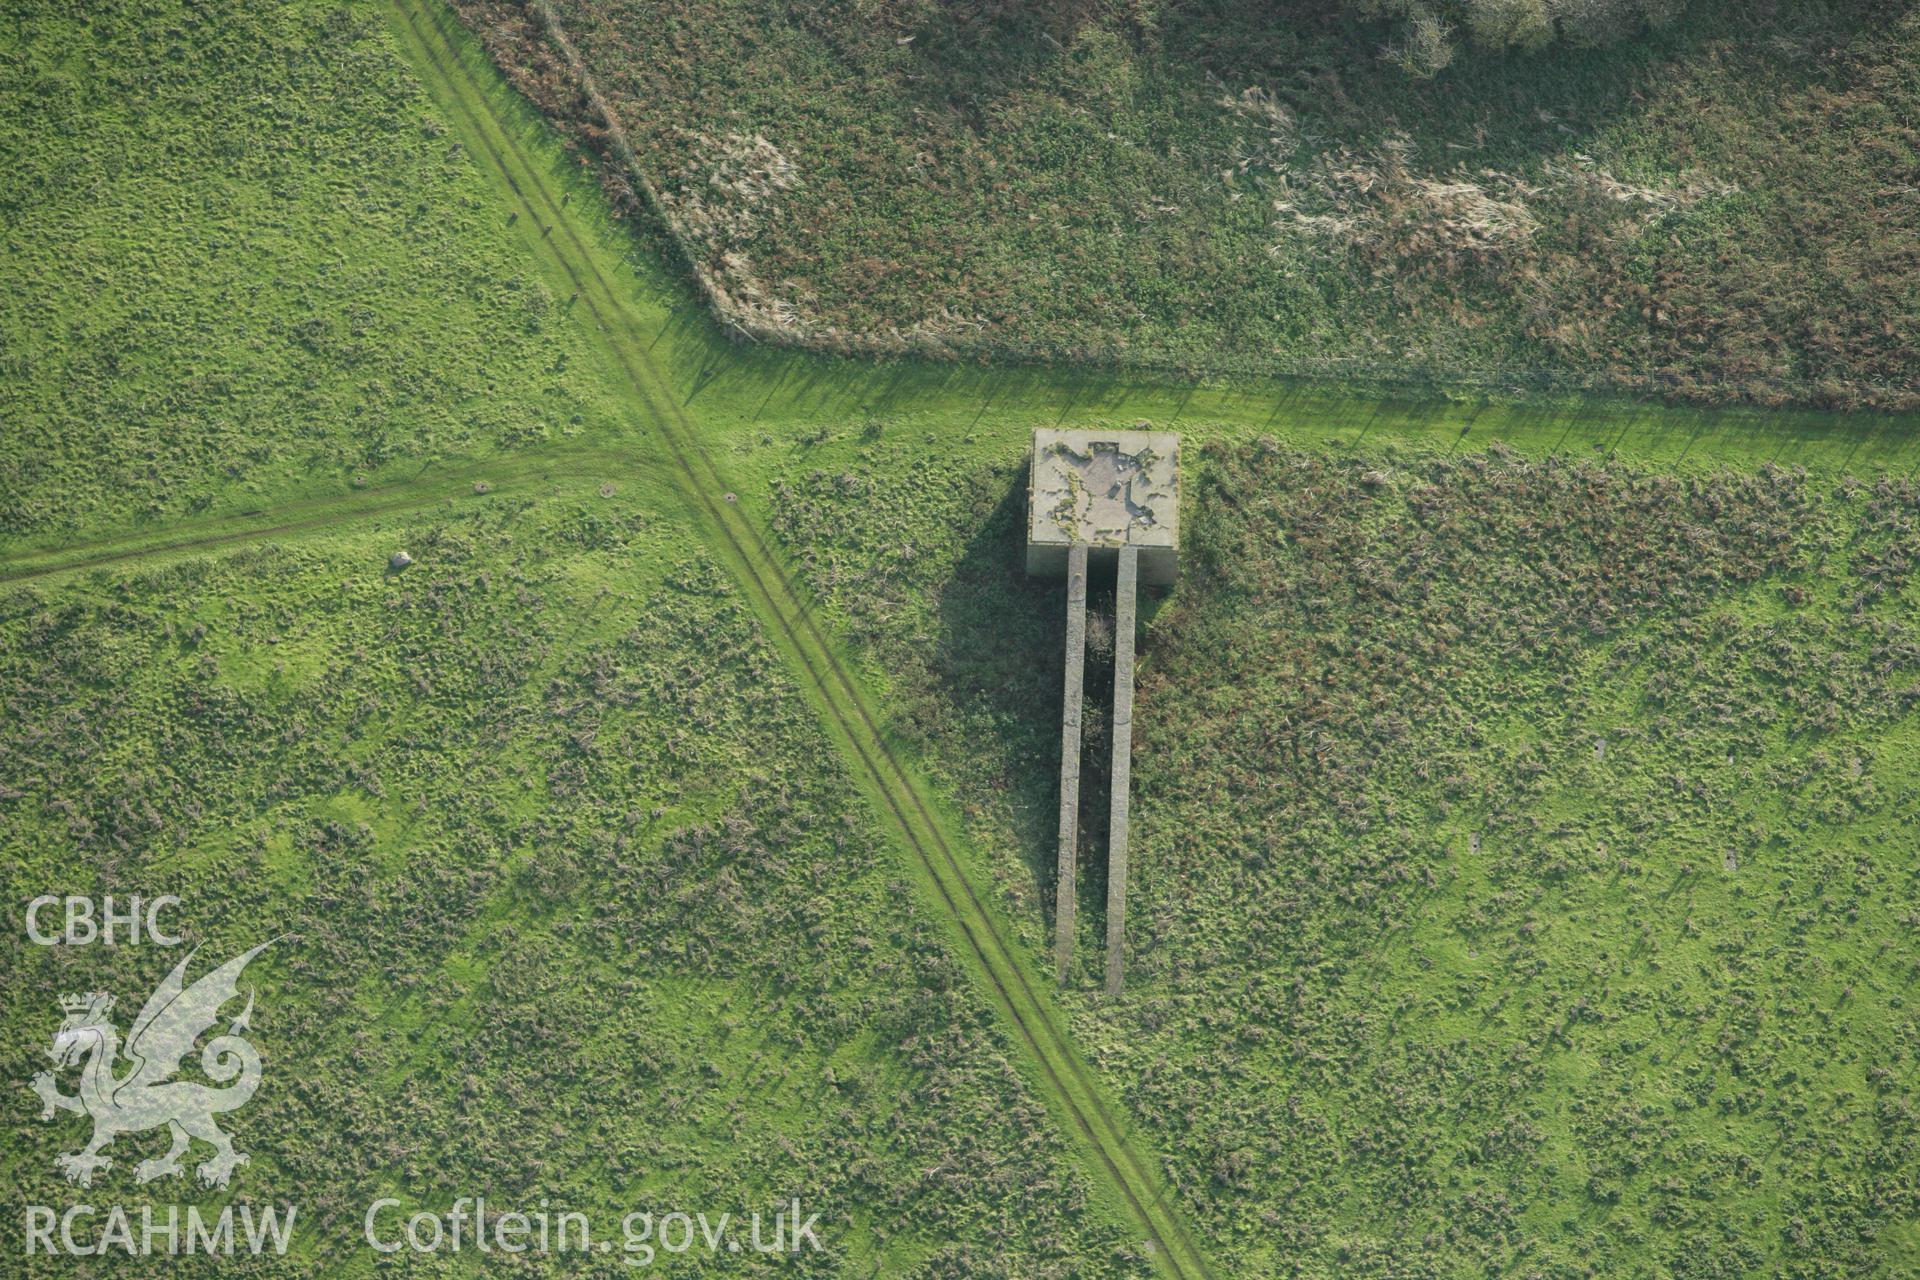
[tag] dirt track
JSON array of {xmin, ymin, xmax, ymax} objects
[{"xmin": 379, "ymin": 3, "xmax": 1220, "ymax": 1276}]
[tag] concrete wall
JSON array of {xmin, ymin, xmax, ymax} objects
[
  {"xmin": 1105, "ymin": 546, "xmax": 1137, "ymax": 996},
  {"xmin": 1055, "ymin": 545, "xmax": 1087, "ymax": 985}
]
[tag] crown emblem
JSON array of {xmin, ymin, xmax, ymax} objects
[{"xmin": 60, "ymin": 992, "xmax": 100, "ymax": 1013}]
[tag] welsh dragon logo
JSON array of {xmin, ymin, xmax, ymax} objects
[{"xmin": 28, "ymin": 941, "xmax": 272, "ymax": 1189}]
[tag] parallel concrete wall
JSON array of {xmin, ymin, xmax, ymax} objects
[
  {"xmin": 1105, "ymin": 546, "xmax": 1137, "ymax": 995},
  {"xmin": 1055, "ymin": 545, "xmax": 1087, "ymax": 986}
]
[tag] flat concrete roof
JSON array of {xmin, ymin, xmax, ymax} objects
[{"xmin": 1027, "ymin": 429, "xmax": 1179, "ymax": 585}]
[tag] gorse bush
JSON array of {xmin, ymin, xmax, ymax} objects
[{"xmin": 1362, "ymin": 0, "xmax": 1683, "ymax": 75}]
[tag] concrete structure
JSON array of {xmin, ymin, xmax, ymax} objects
[
  {"xmin": 1027, "ymin": 430, "xmax": 1180, "ymax": 587},
  {"xmin": 1105, "ymin": 545, "xmax": 1137, "ymax": 996},
  {"xmin": 1029, "ymin": 429, "xmax": 1178, "ymax": 993},
  {"xmin": 1055, "ymin": 545, "xmax": 1087, "ymax": 985}
]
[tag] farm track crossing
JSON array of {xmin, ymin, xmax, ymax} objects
[
  {"xmin": 381, "ymin": 3, "xmax": 1219, "ymax": 1277},
  {"xmin": 0, "ymin": 449, "xmax": 675, "ymax": 584}
]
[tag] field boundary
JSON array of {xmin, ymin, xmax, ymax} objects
[{"xmin": 382, "ymin": 2, "xmax": 1218, "ymax": 1276}]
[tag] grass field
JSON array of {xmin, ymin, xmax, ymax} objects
[
  {"xmin": 452, "ymin": 0, "xmax": 1920, "ymax": 409},
  {"xmin": 0, "ymin": 0, "xmax": 632, "ymax": 546},
  {"xmin": 3, "ymin": 0, "xmax": 1917, "ymax": 1275},
  {"xmin": 766, "ymin": 440, "xmax": 1920, "ymax": 1276},
  {"xmin": 1, "ymin": 491, "xmax": 1160, "ymax": 1276},
  {"xmin": 2, "ymin": 2, "xmax": 1194, "ymax": 1272}
]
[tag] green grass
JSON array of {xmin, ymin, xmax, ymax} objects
[
  {"xmin": 0, "ymin": 0, "xmax": 633, "ymax": 548},
  {"xmin": 4, "ymin": 0, "xmax": 1913, "ymax": 573},
  {"xmin": 2, "ymin": 2, "xmax": 1207, "ymax": 1273},
  {"xmin": 0, "ymin": 490, "xmax": 1155, "ymax": 1277},
  {"xmin": 765, "ymin": 440, "xmax": 1920, "ymax": 1277},
  {"xmin": 4, "ymin": 0, "xmax": 1919, "ymax": 1275},
  {"xmin": 376, "ymin": 3, "xmax": 1218, "ymax": 1269},
  {"xmin": 0, "ymin": 2, "xmax": 1156, "ymax": 1273}
]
